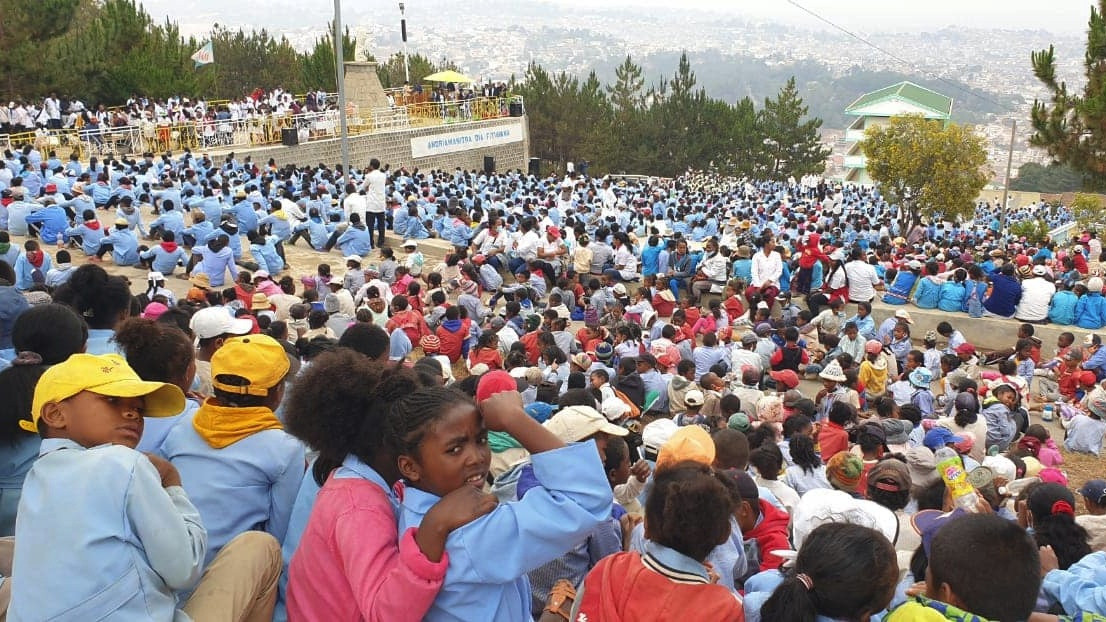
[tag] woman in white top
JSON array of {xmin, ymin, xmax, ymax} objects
[
  {"xmin": 604, "ymin": 232, "xmax": 639, "ymax": 282},
  {"xmin": 749, "ymin": 233, "xmax": 783, "ymax": 311}
]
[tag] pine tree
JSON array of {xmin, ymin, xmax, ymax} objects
[
  {"xmin": 1030, "ymin": 0, "xmax": 1106, "ymax": 189},
  {"xmin": 758, "ymin": 77, "xmax": 831, "ymax": 178}
]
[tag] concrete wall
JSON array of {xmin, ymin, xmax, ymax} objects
[
  {"xmin": 868, "ymin": 300, "xmax": 1067, "ymax": 353},
  {"xmin": 231, "ymin": 116, "xmax": 529, "ymax": 172}
]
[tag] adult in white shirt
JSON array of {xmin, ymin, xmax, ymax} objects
[
  {"xmin": 343, "ymin": 184, "xmax": 367, "ymax": 224},
  {"xmin": 603, "ymin": 232, "xmax": 639, "ymax": 282},
  {"xmin": 362, "ymin": 158, "xmax": 387, "ymax": 247},
  {"xmin": 749, "ymin": 234, "xmax": 783, "ymax": 309},
  {"xmin": 1014, "ymin": 266, "xmax": 1056, "ymax": 322},
  {"xmin": 509, "ymin": 218, "xmax": 542, "ymax": 273},
  {"xmin": 470, "ymin": 218, "xmax": 509, "ymax": 270},
  {"xmin": 843, "ymin": 247, "xmax": 882, "ymax": 303},
  {"xmin": 750, "ymin": 235, "xmax": 783, "ymax": 289},
  {"xmin": 691, "ymin": 238, "xmax": 729, "ymax": 303}
]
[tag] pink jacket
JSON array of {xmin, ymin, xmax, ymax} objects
[
  {"xmin": 286, "ymin": 476, "xmax": 447, "ymax": 622},
  {"xmin": 1038, "ymin": 439, "xmax": 1064, "ymax": 467}
]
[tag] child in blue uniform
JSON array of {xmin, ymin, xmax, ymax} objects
[
  {"xmin": 388, "ymin": 371, "xmax": 612, "ymax": 621},
  {"xmin": 9, "ymin": 353, "xmax": 281, "ymax": 620}
]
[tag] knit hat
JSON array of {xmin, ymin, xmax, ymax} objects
[
  {"xmin": 419, "ymin": 334, "xmax": 441, "ymax": 353},
  {"xmin": 594, "ymin": 342, "xmax": 614, "ymax": 361},
  {"xmin": 826, "ymin": 452, "xmax": 864, "ymax": 492},
  {"xmin": 583, "ymin": 307, "xmax": 600, "ymax": 327},
  {"xmin": 571, "ymin": 352, "xmax": 592, "ymax": 370},
  {"xmin": 818, "ymin": 359, "xmax": 847, "ymax": 382}
]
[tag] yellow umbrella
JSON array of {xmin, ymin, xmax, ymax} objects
[{"xmin": 423, "ymin": 70, "xmax": 475, "ymax": 84}]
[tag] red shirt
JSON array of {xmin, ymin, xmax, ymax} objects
[
  {"xmin": 468, "ymin": 347, "xmax": 503, "ymax": 370},
  {"xmin": 818, "ymin": 421, "xmax": 849, "ymax": 464}
]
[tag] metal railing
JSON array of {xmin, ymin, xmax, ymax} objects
[{"xmin": 0, "ymin": 95, "xmax": 523, "ymax": 158}]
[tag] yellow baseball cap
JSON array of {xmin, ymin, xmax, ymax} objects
[
  {"xmin": 655, "ymin": 426, "xmax": 716, "ymax": 472},
  {"xmin": 211, "ymin": 335, "xmax": 290, "ymax": 397},
  {"xmin": 25, "ymin": 354, "xmax": 186, "ymax": 433}
]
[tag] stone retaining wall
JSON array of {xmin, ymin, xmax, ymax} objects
[{"xmin": 228, "ymin": 116, "xmax": 528, "ymax": 173}]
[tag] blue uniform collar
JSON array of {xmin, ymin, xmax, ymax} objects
[{"xmin": 643, "ymin": 540, "xmax": 710, "ymax": 583}]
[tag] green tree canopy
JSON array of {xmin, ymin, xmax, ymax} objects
[
  {"xmin": 1031, "ymin": 0, "xmax": 1106, "ymax": 190},
  {"xmin": 1009, "ymin": 162, "xmax": 1085, "ymax": 193},
  {"xmin": 758, "ymin": 77, "xmax": 831, "ymax": 178},
  {"xmin": 862, "ymin": 115, "xmax": 988, "ymax": 231}
]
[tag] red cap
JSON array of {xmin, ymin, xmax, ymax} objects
[
  {"xmin": 954, "ymin": 343, "xmax": 976, "ymax": 356},
  {"xmin": 476, "ymin": 370, "xmax": 518, "ymax": 402},
  {"xmin": 45, "ymin": 183, "xmax": 57, "ymax": 193},
  {"xmin": 547, "ymin": 226, "xmax": 561, "ymax": 239},
  {"xmin": 1015, "ymin": 254, "xmax": 1030, "ymax": 267},
  {"xmin": 769, "ymin": 369, "xmax": 800, "ymax": 389}
]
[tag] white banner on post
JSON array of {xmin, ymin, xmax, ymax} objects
[{"xmin": 411, "ymin": 120, "xmax": 524, "ymax": 158}]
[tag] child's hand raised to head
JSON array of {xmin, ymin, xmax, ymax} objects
[
  {"xmin": 144, "ymin": 453, "xmax": 182, "ymax": 488},
  {"xmin": 479, "ymin": 391, "xmax": 525, "ymax": 433},
  {"xmin": 629, "ymin": 460, "xmax": 651, "ymax": 483}
]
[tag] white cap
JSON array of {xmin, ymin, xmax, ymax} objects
[
  {"xmin": 641, "ymin": 418, "xmax": 678, "ymax": 454},
  {"xmin": 612, "ymin": 283, "xmax": 628, "ymax": 296},
  {"xmin": 403, "ymin": 239, "xmax": 418, "ymax": 248},
  {"xmin": 684, "ymin": 389, "xmax": 705, "ymax": 407},
  {"xmin": 146, "ymin": 271, "xmax": 164, "ymax": 281},
  {"xmin": 189, "ymin": 307, "xmax": 252, "ymax": 340},
  {"xmin": 543, "ymin": 406, "xmax": 628, "ymax": 442},
  {"xmin": 600, "ymin": 397, "xmax": 631, "ymax": 422},
  {"xmin": 254, "ymin": 269, "xmax": 270, "ymax": 279},
  {"xmin": 344, "ymin": 255, "xmax": 362, "ymax": 264}
]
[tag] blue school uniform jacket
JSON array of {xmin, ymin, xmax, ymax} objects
[
  {"xmin": 140, "ymin": 243, "xmax": 187, "ymax": 275},
  {"xmin": 911, "ymin": 276, "xmax": 941, "ymax": 309},
  {"xmin": 396, "ymin": 441, "xmax": 612, "ymax": 622},
  {"xmin": 337, "ymin": 224, "xmax": 372, "ymax": 257},
  {"xmin": 936, "ymin": 281, "xmax": 966, "ymax": 313},
  {"xmin": 23, "ymin": 205, "xmax": 68, "ymax": 243},
  {"xmin": 150, "ymin": 209, "xmax": 186, "ymax": 238},
  {"xmin": 102, "ymin": 228, "xmax": 140, "ymax": 266},
  {"xmin": 1076, "ymin": 292, "xmax": 1106, "ymax": 329},
  {"xmin": 66, "ymin": 221, "xmax": 107, "ymax": 255},
  {"xmin": 1049, "ymin": 290, "xmax": 1078, "ymax": 325},
  {"xmin": 9, "ymin": 439, "xmax": 206, "ymax": 620},
  {"xmin": 160, "ymin": 407, "xmax": 304, "ymax": 565},
  {"xmin": 882, "ymin": 271, "xmax": 918, "ymax": 305}
]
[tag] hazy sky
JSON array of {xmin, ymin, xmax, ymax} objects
[{"xmin": 557, "ymin": 0, "xmax": 1098, "ymax": 33}]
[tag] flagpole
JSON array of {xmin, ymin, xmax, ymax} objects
[{"xmin": 333, "ymin": 1, "xmax": 350, "ymax": 178}]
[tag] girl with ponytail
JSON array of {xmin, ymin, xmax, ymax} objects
[
  {"xmin": 757, "ymin": 523, "xmax": 898, "ymax": 622},
  {"xmin": 1028, "ymin": 482, "xmax": 1091, "ymax": 570}
]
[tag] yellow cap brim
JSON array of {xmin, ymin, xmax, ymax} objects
[
  {"xmin": 21, "ymin": 380, "xmax": 185, "ymax": 434},
  {"xmin": 89, "ymin": 379, "xmax": 186, "ymax": 418}
]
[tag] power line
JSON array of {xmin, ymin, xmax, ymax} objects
[{"xmin": 785, "ymin": 0, "xmax": 1017, "ymax": 114}]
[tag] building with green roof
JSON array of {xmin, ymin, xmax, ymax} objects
[{"xmin": 843, "ymin": 81, "xmax": 953, "ymax": 184}]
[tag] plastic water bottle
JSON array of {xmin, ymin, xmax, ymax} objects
[
  {"xmin": 1042, "ymin": 402, "xmax": 1056, "ymax": 422},
  {"xmin": 935, "ymin": 447, "xmax": 980, "ymax": 512},
  {"xmin": 55, "ymin": 232, "xmax": 64, "ymax": 249}
]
